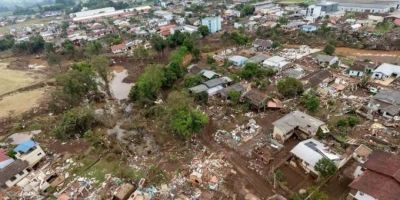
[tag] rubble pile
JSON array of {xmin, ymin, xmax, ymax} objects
[{"xmin": 214, "ymin": 119, "xmax": 262, "ymax": 148}]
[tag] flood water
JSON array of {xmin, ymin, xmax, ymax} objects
[
  {"xmin": 110, "ymin": 66, "xmax": 133, "ymax": 100},
  {"xmin": 335, "ymin": 47, "xmax": 400, "ymax": 63}
]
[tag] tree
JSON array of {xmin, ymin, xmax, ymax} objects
[
  {"xmin": 277, "ymin": 77, "xmax": 304, "ymax": 98},
  {"xmin": 47, "ymin": 52, "xmax": 62, "ymax": 69},
  {"xmin": 347, "ymin": 116, "xmax": 359, "ymax": 127},
  {"xmin": 198, "ymin": 25, "xmax": 210, "ymax": 37},
  {"xmin": 54, "ymin": 107, "xmax": 95, "ymax": 140},
  {"xmin": 91, "ymin": 55, "xmax": 111, "ymax": 97},
  {"xmin": 314, "ymin": 158, "xmax": 337, "ymax": 177},
  {"xmin": 170, "ymin": 108, "xmax": 208, "ymax": 139},
  {"xmin": 62, "ymin": 40, "xmax": 75, "ymax": 58},
  {"xmin": 53, "ymin": 62, "xmax": 98, "ymax": 109},
  {"xmin": 184, "ymin": 75, "xmax": 203, "ymax": 88},
  {"xmin": 44, "ymin": 42, "xmax": 55, "ymax": 55},
  {"xmin": 323, "ymin": 43, "xmax": 335, "ymax": 55},
  {"xmin": 150, "ymin": 35, "xmax": 168, "ymax": 56},
  {"xmin": 228, "ymin": 90, "xmax": 241, "ymax": 105},
  {"xmin": 301, "ymin": 92, "xmax": 320, "ymax": 112},
  {"xmin": 129, "ymin": 65, "xmax": 164, "ymax": 104},
  {"xmin": 240, "ymin": 63, "xmax": 275, "ymax": 80},
  {"xmin": 0, "ymin": 35, "xmax": 15, "ymax": 51},
  {"xmin": 85, "ymin": 41, "xmax": 103, "ymax": 56}
]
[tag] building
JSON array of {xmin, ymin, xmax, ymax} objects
[
  {"xmin": 219, "ymin": 83, "xmax": 247, "ymax": 99},
  {"xmin": 306, "ymin": 5, "xmax": 323, "ymax": 18},
  {"xmin": 14, "ymin": 140, "xmax": 45, "ymax": 168},
  {"xmin": 0, "ymin": 149, "xmax": 14, "ymax": 169},
  {"xmin": 316, "ymin": 1, "xmax": 339, "ymax": 12},
  {"xmin": 247, "ymin": 54, "xmax": 270, "ymax": 64},
  {"xmin": 372, "ymin": 63, "xmax": 400, "ymax": 80},
  {"xmin": 315, "ymin": 54, "xmax": 339, "ymax": 67},
  {"xmin": 301, "ymin": 24, "xmax": 318, "ymax": 32},
  {"xmin": 290, "ymin": 138, "xmax": 351, "ymax": 176},
  {"xmin": 71, "ymin": 7, "xmax": 143, "ymax": 23},
  {"xmin": 348, "ymin": 61, "xmax": 376, "ymax": 77},
  {"xmin": 335, "ymin": 0, "xmax": 400, "ymax": 13},
  {"xmin": 348, "ymin": 151, "xmax": 400, "ymax": 200},
  {"xmin": 253, "ymin": 39, "xmax": 273, "ymax": 51},
  {"xmin": 228, "ymin": 55, "xmax": 248, "ymax": 66},
  {"xmin": 242, "ymin": 89, "xmax": 269, "ymax": 110},
  {"xmin": 111, "ymin": 43, "xmax": 127, "ymax": 54},
  {"xmin": 201, "ymin": 16, "xmax": 222, "ymax": 33},
  {"xmin": 262, "ymin": 56, "xmax": 289, "ymax": 71},
  {"xmin": 367, "ymin": 89, "xmax": 400, "ymax": 118},
  {"xmin": 272, "ymin": 111, "xmax": 329, "ymax": 143},
  {"xmin": 0, "ymin": 160, "xmax": 29, "ymax": 188}
]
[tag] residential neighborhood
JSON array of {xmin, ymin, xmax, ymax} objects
[{"xmin": 0, "ymin": 0, "xmax": 400, "ymax": 199}]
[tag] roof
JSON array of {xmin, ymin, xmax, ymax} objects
[
  {"xmin": 203, "ymin": 77, "xmax": 230, "ymax": 88},
  {"xmin": 248, "ymin": 54, "xmax": 270, "ymax": 64},
  {"xmin": 243, "ymin": 89, "xmax": 268, "ymax": 107},
  {"xmin": 302, "ymin": 69, "xmax": 333, "ymax": 88},
  {"xmin": 290, "ymin": 138, "xmax": 343, "ymax": 173},
  {"xmin": 263, "ymin": 56, "xmax": 288, "ymax": 68},
  {"xmin": 228, "ymin": 55, "xmax": 248, "ymax": 64},
  {"xmin": 373, "ymin": 63, "xmax": 400, "ymax": 76},
  {"xmin": 373, "ymin": 89, "xmax": 400, "ymax": 105},
  {"xmin": 349, "ymin": 170, "xmax": 400, "ymax": 200},
  {"xmin": 349, "ymin": 151, "xmax": 400, "ymax": 200},
  {"xmin": 0, "ymin": 160, "xmax": 29, "ymax": 186},
  {"xmin": 363, "ymin": 151, "xmax": 400, "ymax": 181},
  {"xmin": 199, "ymin": 69, "xmax": 219, "ymax": 79},
  {"xmin": 253, "ymin": 39, "xmax": 273, "ymax": 48},
  {"xmin": 189, "ymin": 84, "xmax": 208, "ymax": 94},
  {"xmin": 111, "ymin": 43, "xmax": 126, "ymax": 52},
  {"xmin": 219, "ymin": 83, "xmax": 246, "ymax": 98},
  {"xmin": 14, "ymin": 140, "xmax": 37, "ymax": 154},
  {"xmin": 0, "ymin": 149, "xmax": 9, "ymax": 162},
  {"xmin": 316, "ymin": 54, "xmax": 337, "ymax": 62},
  {"xmin": 272, "ymin": 111, "xmax": 325, "ymax": 135},
  {"xmin": 350, "ymin": 61, "xmax": 377, "ymax": 71}
]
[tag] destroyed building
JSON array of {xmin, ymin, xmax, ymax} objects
[{"xmin": 366, "ymin": 89, "xmax": 400, "ymax": 118}]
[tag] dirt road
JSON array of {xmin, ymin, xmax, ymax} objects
[{"xmin": 199, "ymin": 120, "xmax": 276, "ymax": 199}]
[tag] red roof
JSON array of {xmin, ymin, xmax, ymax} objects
[
  {"xmin": 111, "ymin": 43, "xmax": 126, "ymax": 52},
  {"xmin": 0, "ymin": 149, "xmax": 9, "ymax": 162},
  {"xmin": 159, "ymin": 24, "xmax": 176, "ymax": 36},
  {"xmin": 349, "ymin": 151, "xmax": 400, "ymax": 200},
  {"xmin": 394, "ymin": 19, "xmax": 400, "ymax": 26}
]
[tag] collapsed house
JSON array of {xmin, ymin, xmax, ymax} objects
[
  {"xmin": 253, "ymin": 38, "xmax": 273, "ymax": 51},
  {"xmin": 290, "ymin": 138, "xmax": 351, "ymax": 176},
  {"xmin": 315, "ymin": 54, "xmax": 339, "ymax": 67},
  {"xmin": 348, "ymin": 151, "xmax": 400, "ymax": 200},
  {"xmin": 272, "ymin": 111, "xmax": 329, "ymax": 143},
  {"xmin": 0, "ymin": 160, "xmax": 29, "ymax": 188}
]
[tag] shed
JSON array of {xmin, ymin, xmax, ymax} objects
[{"xmin": 228, "ymin": 55, "xmax": 248, "ymax": 66}]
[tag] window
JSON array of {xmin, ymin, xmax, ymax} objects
[
  {"xmin": 19, "ymin": 171, "xmax": 25, "ymax": 176},
  {"xmin": 9, "ymin": 176, "xmax": 17, "ymax": 182},
  {"xmin": 37, "ymin": 152, "xmax": 42, "ymax": 156}
]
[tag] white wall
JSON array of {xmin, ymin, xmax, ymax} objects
[{"xmin": 16, "ymin": 146, "xmax": 45, "ymax": 167}]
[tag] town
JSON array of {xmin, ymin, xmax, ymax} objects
[{"xmin": 0, "ymin": 0, "xmax": 400, "ymax": 199}]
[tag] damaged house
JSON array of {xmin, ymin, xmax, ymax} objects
[
  {"xmin": 14, "ymin": 139, "xmax": 46, "ymax": 168},
  {"xmin": 253, "ymin": 38, "xmax": 273, "ymax": 51},
  {"xmin": 366, "ymin": 89, "xmax": 400, "ymax": 118},
  {"xmin": 348, "ymin": 61, "xmax": 376, "ymax": 77},
  {"xmin": 315, "ymin": 54, "xmax": 339, "ymax": 67},
  {"xmin": 272, "ymin": 111, "xmax": 329, "ymax": 143},
  {"xmin": 290, "ymin": 138, "xmax": 351, "ymax": 176},
  {"xmin": 0, "ymin": 160, "xmax": 29, "ymax": 188}
]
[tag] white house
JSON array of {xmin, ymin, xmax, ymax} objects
[
  {"xmin": 290, "ymin": 138, "xmax": 352, "ymax": 175},
  {"xmin": 14, "ymin": 140, "xmax": 46, "ymax": 168},
  {"xmin": 262, "ymin": 56, "xmax": 289, "ymax": 71},
  {"xmin": 229, "ymin": 55, "xmax": 248, "ymax": 67},
  {"xmin": 372, "ymin": 63, "xmax": 400, "ymax": 80},
  {"xmin": 0, "ymin": 160, "xmax": 29, "ymax": 188}
]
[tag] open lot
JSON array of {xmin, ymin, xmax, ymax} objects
[
  {"xmin": 0, "ymin": 61, "xmax": 41, "ymax": 96},
  {"xmin": 0, "ymin": 87, "xmax": 47, "ymax": 119},
  {"xmin": 0, "ymin": 17, "xmax": 57, "ymax": 34}
]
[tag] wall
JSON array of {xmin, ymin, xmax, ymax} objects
[
  {"xmin": 5, "ymin": 169, "xmax": 29, "ymax": 188},
  {"xmin": 16, "ymin": 146, "xmax": 45, "ymax": 167}
]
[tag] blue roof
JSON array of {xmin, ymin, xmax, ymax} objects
[{"xmin": 14, "ymin": 140, "xmax": 37, "ymax": 153}]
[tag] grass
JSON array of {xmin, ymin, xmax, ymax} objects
[
  {"xmin": 69, "ymin": 153, "xmax": 144, "ymax": 185},
  {"xmin": 375, "ymin": 21, "xmax": 395, "ymax": 35}
]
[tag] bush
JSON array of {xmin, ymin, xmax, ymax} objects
[
  {"xmin": 170, "ymin": 107, "xmax": 208, "ymax": 139},
  {"xmin": 54, "ymin": 107, "xmax": 95, "ymax": 140},
  {"xmin": 184, "ymin": 75, "xmax": 203, "ymax": 88},
  {"xmin": 129, "ymin": 65, "xmax": 164, "ymax": 104},
  {"xmin": 301, "ymin": 92, "xmax": 320, "ymax": 112},
  {"xmin": 240, "ymin": 63, "xmax": 275, "ymax": 80},
  {"xmin": 347, "ymin": 116, "xmax": 360, "ymax": 127},
  {"xmin": 323, "ymin": 43, "xmax": 335, "ymax": 55},
  {"xmin": 277, "ymin": 77, "xmax": 304, "ymax": 98},
  {"xmin": 314, "ymin": 158, "xmax": 337, "ymax": 177},
  {"xmin": 228, "ymin": 90, "xmax": 241, "ymax": 105}
]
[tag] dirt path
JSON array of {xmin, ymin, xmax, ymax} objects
[{"xmin": 199, "ymin": 120, "xmax": 276, "ymax": 199}]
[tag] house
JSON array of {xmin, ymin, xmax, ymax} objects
[
  {"xmin": 301, "ymin": 24, "xmax": 318, "ymax": 32},
  {"xmin": 348, "ymin": 61, "xmax": 376, "ymax": 77},
  {"xmin": 316, "ymin": 1, "xmax": 339, "ymax": 13},
  {"xmin": 247, "ymin": 54, "xmax": 270, "ymax": 64},
  {"xmin": 352, "ymin": 144, "xmax": 372, "ymax": 164},
  {"xmin": 219, "ymin": 83, "xmax": 247, "ymax": 99},
  {"xmin": 201, "ymin": 16, "xmax": 222, "ymax": 33},
  {"xmin": 189, "ymin": 77, "xmax": 232, "ymax": 96},
  {"xmin": 302, "ymin": 69, "xmax": 334, "ymax": 89},
  {"xmin": 14, "ymin": 140, "xmax": 45, "ymax": 167},
  {"xmin": 253, "ymin": 39, "xmax": 273, "ymax": 51},
  {"xmin": 263, "ymin": 56, "xmax": 289, "ymax": 71},
  {"xmin": 0, "ymin": 160, "xmax": 29, "ymax": 188},
  {"xmin": 337, "ymin": 0, "xmax": 399, "ymax": 13},
  {"xmin": 367, "ymin": 89, "xmax": 400, "ymax": 118},
  {"xmin": 372, "ymin": 63, "xmax": 400, "ymax": 80},
  {"xmin": 199, "ymin": 69, "xmax": 220, "ymax": 79},
  {"xmin": 111, "ymin": 43, "xmax": 127, "ymax": 54},
  {"xmin": 306, "ymin": 5, "xmax": 323, "ymax": 18},
  {"xmin": 189, "ymin": 84, "xmax": 208, "ymax": 94},
  {"xmin": 228, "ymin": 55, "xmax": 248, "ymax": 67},
  {"xmin": 272, "ymin": 111, "xmax": 329, "ymax": 143},
  {"xmin": 315, "ymin": 54, "xmax": 339, "ymax": 67},
  {"xmin": 0, "ymin": 149, "xmax": 14, "ymax": 169},
  {"xmin": 348, "ymin": 151, "xmax": 400, "ymax": 200},
  {"xmin": 290, "ymin": 138, "xmax": 351, "ymax": 176},
  {"xmin": 242, "ymin": 89, "xmax": 269, "ymax": 110}
]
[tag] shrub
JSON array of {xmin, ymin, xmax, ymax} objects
[
  {"xmin": 54, "ymin": 107, "xmax": 95, "ymax": 140},
  {"xmin": 314, "ymin": 158, "xmax": 337, "ymax": 177},
  {"xmin": 277, "ymin": 77, "xmax": 304, "ymax": 98}
]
